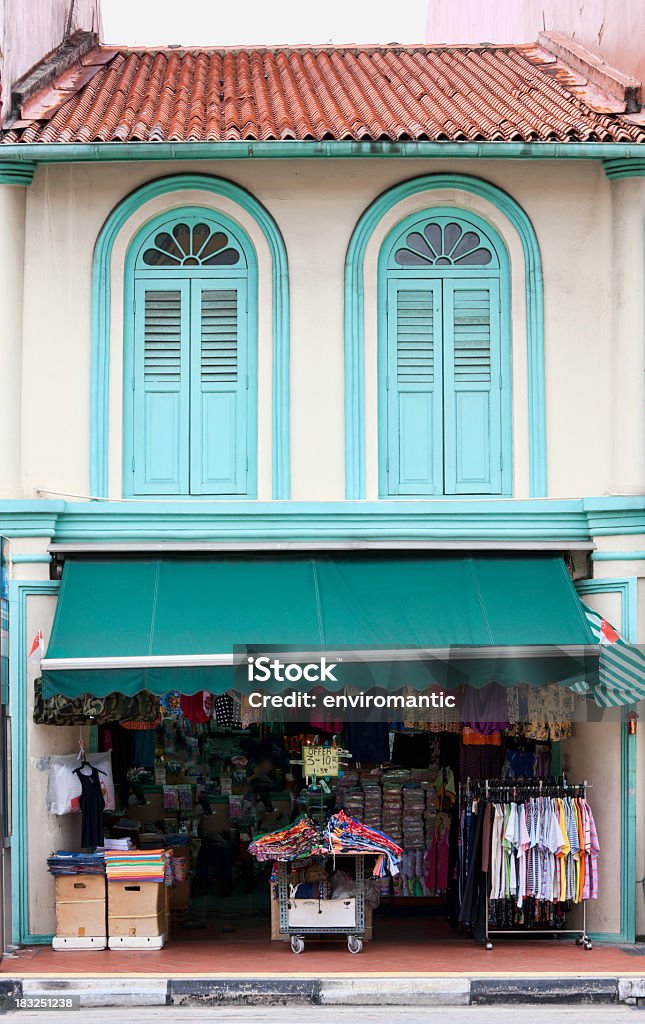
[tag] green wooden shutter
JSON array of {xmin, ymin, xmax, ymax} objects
[
  {"xmin": 190, "ymin": 281, "xmax": 248, "ymax": 494},
  {"xmin": 386, "ymin": 279, "xmax": 443, "ymax": 495},
  {"xmin": 442, "ymin": 279, "xmax": 502, "ymax": 494},
  {"xmin": 132, "ymin": 280, "xmax": 190, "ymax": 494}
]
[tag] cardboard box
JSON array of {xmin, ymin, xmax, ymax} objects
[
  {"xmin": 56, "ymin": 900, "xmax": 106, "ymax": 939},
  {"xmin": 169, "ymin": 879, "xmax": 191, "ymax": 911},
  {"xmin": 199, "ymin": 803, "xmax": 230, "ymax": 833},
  {"xmin": 108, "ymin": 908, "xmax": 166, "ymax": 938},
  {"xmin": 128, "ymin": 792, "xmax": 164, "ymax": 824},
  {"xmin": 107, "ymin": 881, "xmax": 163, "ymax": 918},
  {"xmin": 258, "ymin": 808, "xmax": 290, "ymax": 833},
  {"xmin": 55, "ymin": 875, "xmax": 106, "ymax": 902}
]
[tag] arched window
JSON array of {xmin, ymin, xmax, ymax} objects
[
  {"xmin": 124, "ymin": 209, "xmax": 257, "ymax": 497},
  {"xmin": 379, "ymin": 209, "xmax": 511, "ymax": 496}
]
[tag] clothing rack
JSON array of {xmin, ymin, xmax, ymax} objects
[{"xmin": 462, "ymin": 776, "xmax": 593, "ymax": 951}]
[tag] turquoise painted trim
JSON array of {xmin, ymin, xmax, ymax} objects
[
  {"xmin": 9, "ymin": 553, "xmax": 51, "ymax": 564},
  {"xmin": 576, "ymin": 575, "xmax": 638, "ymax": 944},
  {"xmin": 0, "ymin": 496, "xmax": 643, "ymax": 543},
  {"xmin": 0, "ymin": 160, "xmax": 36, "ymax": 185},
  {"xmin": 90, "ymin": 173, "xmax": 290, "ymax": 500},
  {"xmin": 344, "ymin": 174, "xmax": 546, "ymax": 499},
  {"xmin": 576, "ymin": 576, "xmax": 638, "ymax": 642},
  {"xmin": 377, "ymin": 208, "xmax": 512, "ymax": 497},
  {"xmin": 8, "ymin": 578, "xmax": 59, "ymax": 945},
  {"xmin": 122, "ymin": 207, "xmax": 259, "ymax": 498},
  {"xmin": 592, "ymin": 550, "xmax": 645, "ymax": 561},
  {"xmin": 604, "ymin": 158, "xmax": 645, "ymax": 180},
  {"xmin": 2, "ymin": 141, "xmax": 645, "ymax": 161}
]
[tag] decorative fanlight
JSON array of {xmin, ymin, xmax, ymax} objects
[
  {"xmin": 142, "ymin": 222, "xmax": 241, "ymax": 267},
  {"xmin": 394, "ymin": 221, "xmax": 493, "ymax": 267}
]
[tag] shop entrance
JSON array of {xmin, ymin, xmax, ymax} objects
[{"xmin": 39, "ymin": 685, "xmax": 591, "ymax": 957}]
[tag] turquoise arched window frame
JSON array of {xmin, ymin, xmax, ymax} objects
[
  {"xmin": 123, "ymin": 207, "xmax": 258, "ymax": 498},
  {"xmin": 90, "ymin": 173, "xmax": 290, "ymax": 499},
  {"xmin": 344, "ymin": 173, "xmax": 546, "ymax": 499},
  {"xmin": 378, "ymin": 207, "xmax": 512, "ymax": 497}
]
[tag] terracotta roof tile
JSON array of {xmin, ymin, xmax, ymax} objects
[{"xmin": 3, "ymin": 44, "xmax": 644, "ymax": 145}]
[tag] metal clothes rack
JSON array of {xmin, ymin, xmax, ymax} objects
[{"xmin": 462, "ymin": 776, "xmax": 593, "ymax": 951}]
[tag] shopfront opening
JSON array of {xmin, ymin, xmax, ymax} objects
[{"xmin": 29, "ymin": 552, "xmax": 621, "ymax": 963}]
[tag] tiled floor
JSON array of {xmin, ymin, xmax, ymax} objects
[{"xmin": 2, "ymin": 917, "xmax": 643, "ymax": 976}]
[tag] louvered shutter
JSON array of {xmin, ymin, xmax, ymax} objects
[
  {"xmin": 442, "ymin": 279, "xmax": 502, "ymax": 494},
  {"xmin": 386, "ymin": 279, "xmax": 443, "ymax": 495},
  {"xmin": 132, "ymin": 280, "xmax": 190, "ymax": 494},
  {"xmin": 190, "ymin": 281, "xmax": 248, "ymax": 494}
]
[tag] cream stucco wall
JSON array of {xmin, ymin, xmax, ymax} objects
[
  {"xmin": 10, "ymin": 157, "xmax": 642, "ymax": 502},
  {"xmin": 25, "ymin": 593, "xmax": 89, "ymax": 938}
]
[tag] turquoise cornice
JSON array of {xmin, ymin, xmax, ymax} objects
[
  {"xmin": 344, "ymin": 173, "xmax": 546, "ymax": 499},
  {"xmin": 0, "ymin": 496, "xmax": 642, "ymax": 544},
  {"xmin": 90, "ymin": 173, "xmax": 291, "ymax": 500},
  {"xmin": 603, "ymin": 158, "xmax": 645, "ymax": 180},
  {"xmin": 0, "ymin": 160, "xmax": 36, "ymax": 186},
  {"xmin": 1, "ymin": 142, "xmax": 645, "ymax": 162}
]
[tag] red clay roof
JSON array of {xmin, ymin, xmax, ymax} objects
[{"xmin": 3, "ymin": 44, "xmax": 645, "ymax": 145}]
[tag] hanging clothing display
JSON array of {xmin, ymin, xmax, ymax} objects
[{"xmin": 457, "ymin": 780, "xmax": 599, "ymax": 945}]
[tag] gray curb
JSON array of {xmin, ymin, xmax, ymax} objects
[{"xmin": 0, "ymin": 974, "xmax": 638, "ymax": 1009}]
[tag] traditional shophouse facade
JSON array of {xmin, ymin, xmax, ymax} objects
[{"xmin": 0, "ymin": 30, "xmax": 644, "ymax": 950}]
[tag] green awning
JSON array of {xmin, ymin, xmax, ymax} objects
[{"xmin": 41, "ymin": 554, "xmax": 597, "ymax": 699}]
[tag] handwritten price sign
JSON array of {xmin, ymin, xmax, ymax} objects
[{"xmin": 302, "ymin": 746, "xmax": 340, "ymax": 777}]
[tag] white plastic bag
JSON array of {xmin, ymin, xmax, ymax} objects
[{"xmin": 46, "ymin": 751, "xmax": 115, "ymax": 815}]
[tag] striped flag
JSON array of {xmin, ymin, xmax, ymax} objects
[{"xmin": 577, "ymin": 605, "xmax": 645, "ymax": 708}]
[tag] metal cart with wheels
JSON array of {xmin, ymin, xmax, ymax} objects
[{"xmin": 277, "ymin": 854, "xmax": 366, "ymax": 954}]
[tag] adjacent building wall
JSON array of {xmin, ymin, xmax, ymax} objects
[
  {"xmin": 0, "ymin": 0, "xmax": 101, "ymax": 123},
  {"xmin": 426, "ymin": 0, "xmax": 645, "ymax": 85}
]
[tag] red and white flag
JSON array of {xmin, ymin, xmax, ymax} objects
[
  {"xmin": 28, "ymin": 629, "xmax": 44, "ymax": 663},
  {"xmin": 599, "ymin": 618, "xmax": 620, "ymax": 645}
]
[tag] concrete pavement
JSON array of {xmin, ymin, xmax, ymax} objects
[{"xmin": 3, "ymin": 1006, "xmax": 643, "ymax": 1023}]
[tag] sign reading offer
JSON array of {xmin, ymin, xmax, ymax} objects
[{"xmin": 302, "ymin": 745, "xmax": 340, "ymax": 777}]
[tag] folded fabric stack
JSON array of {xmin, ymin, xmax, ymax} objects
[
  {"xmin": 104, "ymin": 849, "xmax": 168, "ymax": 883},
  {"xmin": 402, "ymin": 785, "xmax": 426, "ymax": 850},
  {"xmin": 248, "ymin": 817, "xmax": 326, "ymax": 862},
  {"xmin": 47, "ymin": 851, "xmax": 105, "ymax": 875},
  {"xmin": 342, "ymin": 787, "xmax": 365, "ymax": 820},
  {"xmin": 100, "ymin": 838, "xmax": 133, "ymax": 851},
  {"xmin": 362, "ymin": 778, "xmax": 383, "ymax": 831},
  {"xmin": 324, "ymin": 810, "xmax": 402, "ymax": 876},
  {"xmin": 381, "ymin": 784, "xmax": 403, "ymax": 844},
  {"xmin": 335, "ymin": 770, "xmax": 360, "ymax": 808}
]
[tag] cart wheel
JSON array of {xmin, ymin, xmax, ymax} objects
[
  {"xmin": 290, "ymin": 936, "xmax": 305, "ymax": 954},
  {"xmin": 485, "ymin": 941, "xmax": 493, "ymax": 950},
  {"xmin": 583, "ymin": 940, "xmax": 593, "ymax": 951},
  {"xmin": 575, "ymin": 936, "xmax": 583, "ymax": 946},
  {"xmin": 347, "ymin": 936, "xmax": 363, "ymax": 954}
]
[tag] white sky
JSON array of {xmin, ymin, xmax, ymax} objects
[{"xmin": 100, "ymin": 0, "xmax": 429, "ymax": 47}]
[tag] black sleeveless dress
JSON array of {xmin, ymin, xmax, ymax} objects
[{"xmin": 75, "ymin": 765, "xmax": 105, "ymax": 849}]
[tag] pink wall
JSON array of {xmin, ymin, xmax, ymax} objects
[
  {"xmin": 1, "ymin": 0, "xmax": 101, "ymax": 121},
  {"xmin": 426, "ymin": 0, "xmax": 645, "ymax": 84}
]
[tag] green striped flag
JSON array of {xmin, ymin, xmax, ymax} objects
[{"xmin": 570, "ymin": 605, "xmax": 645, "ymax": 708}]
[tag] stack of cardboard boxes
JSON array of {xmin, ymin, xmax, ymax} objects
[{"xmin": 53, "ymin": 875, "xmax": 107, "ymax": 950}]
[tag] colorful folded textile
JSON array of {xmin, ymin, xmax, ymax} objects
[
  {"xmin": 104, "ymin": 849, "xmax": 168, "ymax": 883},
  {"xmin": 248, "ymin": 817, "xmax": 326, "ymax": 862},
  {"xmin": 324, "ymin": 811, "xmax": 403, "ymax": 876},
  {"xmin": 47, "ymin": 851, "xmax": 105, "ymax": 875}
]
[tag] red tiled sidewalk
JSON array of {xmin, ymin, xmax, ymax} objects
[{"xmin": 3, "ymin": 918, "xmax": 643, "ymax": 976}]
